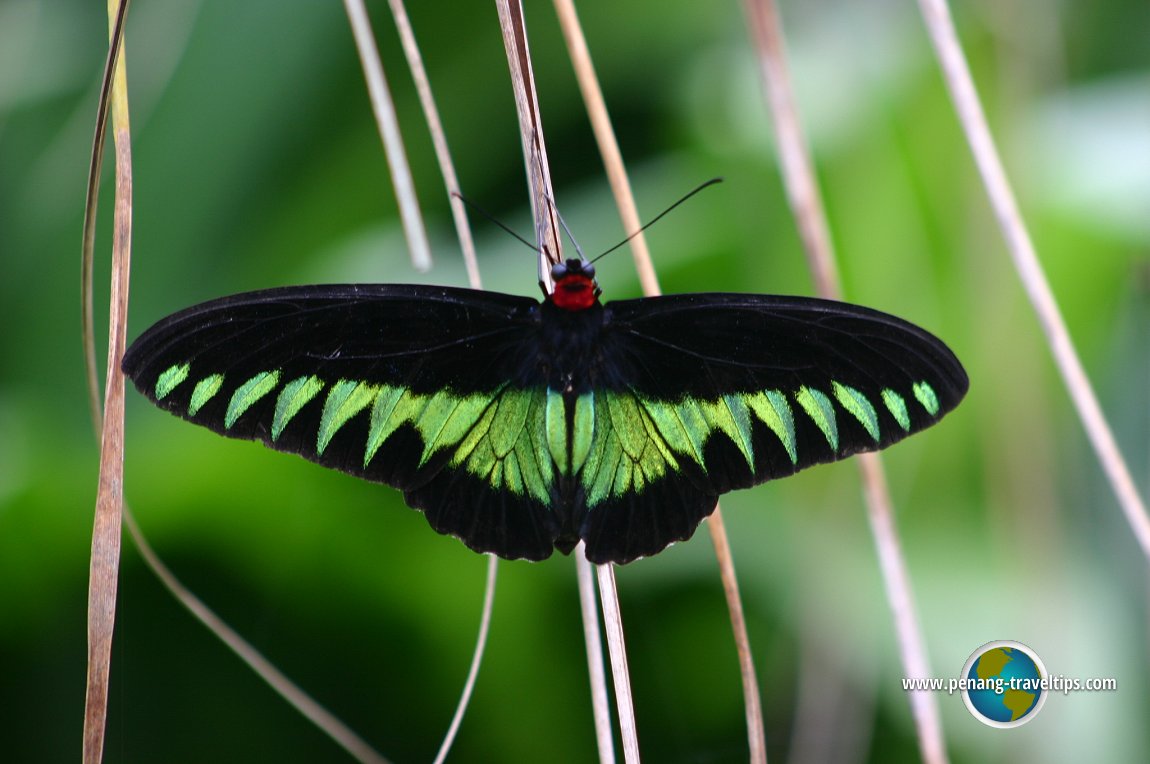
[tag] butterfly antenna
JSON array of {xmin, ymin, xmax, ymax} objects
[
  {"xmin": 589, "ymin": 177, "xmax": 724, "ymax": 265},
  {"xmin": 451, "ymin": 192, "xmax": 540, "ymax": 254},
  {"xmin": 546, "ymin": 194, "xmax": 590, "ymax": 263}
]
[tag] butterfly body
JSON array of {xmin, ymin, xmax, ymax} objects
[{"xmin": 124, "ymin": 260, "xmax": 967, "ymax": 563}]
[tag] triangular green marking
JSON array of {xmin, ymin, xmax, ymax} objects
[
  {"xmin": 634, "ymin": 399, "xmax": 678, "ymax": 472},
  {"xmin": 188, "ymin": 374, "xmax": 224, "ymax": 417},
  {"xmin": 419, "ymin": 391, "xmax": 497, "ymax": 466},
  {"xmin": 722, "ymin": 394, "xmax": 756, "ymax": 468},
  {"xmin": 672, "ymin": 399, "xmax": 713, "ymax": 470},
  {"xmin": 318, "ymin": 379, "xmax": 378, "ymax": 455},
  {"xmin": 747, "ymin": 390, "xmax": 797, "ymax": 464},
  {"xmin": 881, "ymin": 388, "xmax": 911, "ymax": 431},
  {"xmin": 272, "ymin": 375, "xmax": 324, "ymax": 440},
  {"xmin": 364, "ymin": 385, "xmax": 406, "ymax": 465},
  {"xmin": 155, "ymin": 363, "xmax": 190, "ymax": 400},
  {"xmin": 696, "ymin": 397, "xmax": 755, "ymax": 469},
  {"xmin": 225, "ymin": 371, "xmax": 280, "ymax": 429},
  {"xmin": 638, "ymin": 398, "xmax": 702, "ymax": 467},
  {"xmin": 413, "ymin": 390, "xmax": 483, "ymax": 466},
  {"xmin": 833, "ymin": 382, "xmax": 880, "ymax": 441},
  {"xmin": 913, "ymin": 381, "xmax": 940, "ymax": 416},
  {"xmin": 570, "ymin": 392, "xmax": 595, "ymax": 475},
  {"xmin": 796, "ymin": 386, "xmax": 838, "ymax": 452}
]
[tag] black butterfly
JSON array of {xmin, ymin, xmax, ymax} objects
[{"xmin": 122, "ymin": 259, "xmax": 967, "ymax": 564}]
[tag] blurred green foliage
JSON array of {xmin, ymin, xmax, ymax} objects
[{"xmin": 2, "ymin": 0, "xmax": 1148, "ymax": 761}]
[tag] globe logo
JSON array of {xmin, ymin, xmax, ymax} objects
[{"xmin": 960, "ymin": 640, "xmax": 1048, "ymax": 727}]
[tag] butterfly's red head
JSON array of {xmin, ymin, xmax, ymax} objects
[{"xmin": 549, "ymin": 259, "xmax": 600, "ymax": 312}]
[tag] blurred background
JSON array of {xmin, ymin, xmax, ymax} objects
[{"xmin": 2, "ymin": 0, "xmax": 1148, "ymax": 761}]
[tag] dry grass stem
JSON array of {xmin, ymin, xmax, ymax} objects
[
  {"xmin": 496, "ymin": 0, "xmax": 562, "ymax": 287},
  {"xmin": 551, "ymin": 0, "xmax": 658, "ymax": 295},
  {"xmin": 916, "ymin": 0, "xmax": 1150, "ymax": 559},
  {"xmin": 388, "ymin": 0, "xmax": 482, "ymax": 289},
  {"xmin": 553, "ymin": 2, "xmax": 765, "ymax": 759},
  {"xmin": 741, "ymin": 0, "xmax": 840, "ymax": 299},
  {"xmin": 431, "ymin": 555, "xmax": 498, "ymax": 764},
  {"xmin": 596, "ymin": 563, "xmax": 640, "ymax": 764},
  {"xmin": 743, "ymin": 1, "xmax": 948, "ymax": 761},
  {"xmin": 705, "ymin": 507, "xmax": 767, "ymax": 763},
  {"xmin": 577, "ymin": 547, "xmax": 617, "ymax": 764},
  {"xmin": 386, "ymin": 5, "xmax": 496, "ymax": 756},
  {"xmin": 343, "ymin": 0, "xmax": 432, "ymax": 272},
  {"xmin": 497, "ymin": 1, "xmax": 631, "ymax": 759},
  {"xmin": 83, "ymin": 3, "xmax": 132, "ymax": 761}
]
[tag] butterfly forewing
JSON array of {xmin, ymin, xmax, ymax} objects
[
  {"xmin": 122, "ymin": 285, "xmax": 567, "ymax": 560},
  {"xmin": 572, "ymin": 294, "xmax": 967, "ymax": 562}
]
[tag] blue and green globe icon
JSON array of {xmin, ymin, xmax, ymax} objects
[{"xmin": 961, "ymin": 640, "xmax": 1048, "ymax": 727}]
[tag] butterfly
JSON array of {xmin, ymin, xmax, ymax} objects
[{"xmin": 122, "ymin": 258, "xmax": 967, "ymax": 564}]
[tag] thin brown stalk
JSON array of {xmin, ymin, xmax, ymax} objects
[
  {"xmin": 706, "ymin": 509, "xmax": 767, "ymax": 762},
  {"xmin": 495, "ymin": 2, "xmax": 632, "ymax": 759},
  {"xmin": 577, "ymin": 547, "xmax": 617, "ymax": 764},
  {"xmin": 551, "ymin": 0, "xmax": 659, "ymax": 296},
  {"xmin": 742, "ymin": 1, "xmax": 948, "ymax": 762},
  {"xmin": 83, "ymin": 9, "xmax": 391, "ymax": 758},
  {"xmin": 915, "ymin": 0, "xmax": 1150, "ymax": 558},
  {"xmin": 83, "ymin": 3, "xmax": 132, "ymax": 761},
  {"xmin": 387, "ymin": 5, "xmax": 496, "ymax": 756},
  {"xmin": 431, "ymin": 555, "xmax": 497, "ymax": 764},
  {"xmin": 552, "ymin": 2, "xmax": 765, "ymax": 760},
  {"xmin": 388, "ymin": 0, "xmax": 482, "ymax": 290},
  {"xmin": 343, "ymin": 0, "xmax": 433, "ymax": 272},
  {"xmin": 81, "ymin": 0, "xmax": 132, "ymax": 436},
  {"xmin": 595, "ymin": 563, "xmax": 639, "ymax": 764},
  {"xmin": 495, "ymin": 0, "xmax": 562, "ymax": 286}
]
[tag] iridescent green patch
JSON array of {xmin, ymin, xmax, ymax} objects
[
  {"xmin": 795, "ymin": 386, "xmax": 838, "ymax": 451},
  {"xmin": 581, "ymin": 392, "xmax": 680, "ymax": 507},
  {"xmin": 155, "ymin": 363, "xmax": 190, "ymax": 400},
  {"xmin": 188, "ymin": 374, "xmax": 224, "ymax": 416},
  {"xmin": 746, "ymin": 390, "xmax": 797, "ymax": 463},
  {"xmin": 450, "ymin": 388, "xmax": 552, "ymax": 503},
  {"xmin": 226, "ymin": 371, "xmax": 280, "ymax": 429},
  {"xmin": 833, "ymin": 382, "xmax": 880, "ymax": 441},
  {"xmin": 881, "ymin": 388, "xmax": 911, "ymax": 431},
  {"xmin": 272, "ymin": 375, "xmax": 325, "ymax": 440},
  {"xmin": 318, "ymin": 380, "xmax": 379, "ymax": 454},
  {"xmin": 913, "ymin": 381, "xmax": 940, "ymax": 416}
]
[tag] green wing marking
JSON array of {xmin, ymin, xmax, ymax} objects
[
  {"xmin": 273, "ymin": 375, "xmax": 325, "ymax": 440},
  {"xmin": 188, "ymin": 374, "xmax": 224, "ymax": 416},
  {"xmin": 226, "ymin": 371, "xmax": 280, "ymax": 429},
  {"xmin": 155, "ymin": 363, "xmax": 189, "ymax": 400},
  {"xmin": 569, "ymin": 379, "xmax": 949, "ymax": 509},
  {"xmin": 147, "ymin": 358, "xmax": 954, "ymax": 544}
]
